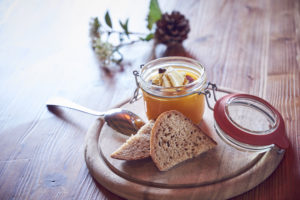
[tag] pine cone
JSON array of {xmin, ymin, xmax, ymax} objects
[{"xmin": 155, "ymin": 11, "xmax": 190, "ymax": 46}]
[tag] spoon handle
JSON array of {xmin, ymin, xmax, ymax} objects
[{"xmin": 46, "ymin": 97, "xmax": 105, "ymax": 117}]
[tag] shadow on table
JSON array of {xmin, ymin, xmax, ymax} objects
[{"xmin": 151, "ymin": 43, "xmax": 196, "ymax": 60}]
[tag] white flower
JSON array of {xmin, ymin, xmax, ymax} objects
[{"xmin": 92, "ymin": 38, "xmax": 114, "ymax": 65}]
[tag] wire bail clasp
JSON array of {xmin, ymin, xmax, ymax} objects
[
  {"xmin": 199, "ymin": 82, "xmax": 218, "ymax": 111},
  {"xmin": 130, "ymin": 70, "xmax": 141, "ymax": 104}
]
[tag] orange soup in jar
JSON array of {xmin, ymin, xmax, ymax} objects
[{"xmin": 135, "ymin": 57, "xmax": 207, "ymax": 124}]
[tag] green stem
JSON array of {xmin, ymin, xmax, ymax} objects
[
  {"xmin": 115, "ymin": 39, "xmax": 141, "ymax": 49},
  {"xmin": 101, "ymin": 29, "xmax": 147, "ymax": 36}
]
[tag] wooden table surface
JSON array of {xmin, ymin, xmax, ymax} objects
[{"xmin": 0, "ymin": 0, "xmax": 299, "ymax": 199}]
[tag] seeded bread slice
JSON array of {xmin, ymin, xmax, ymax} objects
[
  {"xmin": 150, "ymin": 110, "xmax": 217, "ymax": 171},
  {"xmin": 111, "ymin": 120, "xmax": 155, "ymax": 160}
]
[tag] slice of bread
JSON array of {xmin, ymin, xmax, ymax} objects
[
  {"xmin": 150, "ymin": 110, "xmax": 217, "ymax": 171},
  {"xmin": 111, "ymin": 120, "xmax": 155, "ymax": 160}
]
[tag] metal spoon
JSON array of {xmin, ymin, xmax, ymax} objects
[{"xmin": 46, "ymin": 97, "xmax": 145, "ymax": 136}]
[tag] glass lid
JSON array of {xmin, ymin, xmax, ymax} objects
[
  {"xmin": 213, "ymin": 93, "xmax": 289, "ymax": 151},
  {"xmin": 225, "ymin": 97, "xmax": 278, "ymax": 135}
]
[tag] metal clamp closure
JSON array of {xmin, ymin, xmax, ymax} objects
[
  {"xmin": 198, "ymin": 82, "xmax": 218, "ymax": 111},
  {"xmin": 130, "ymin": 70, "xmax": 141, "ymax": 104}
]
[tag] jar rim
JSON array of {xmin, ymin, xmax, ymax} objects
[
  {"xmin": 138, "ymin": 56, "xmax": 207, "ymax": 98},
  {"xmin": 214, "ymin": 122, "xmax": 275, "ymax": 153}
]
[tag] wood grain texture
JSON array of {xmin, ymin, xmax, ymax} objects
[{"xmin": 0, "ymin": 0, "xmax": 299, "ymax": 199}]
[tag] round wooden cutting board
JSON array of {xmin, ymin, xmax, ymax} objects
[{"xmin": 84, "ymin": 89, "xmax": 284, "ymax": 200}]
